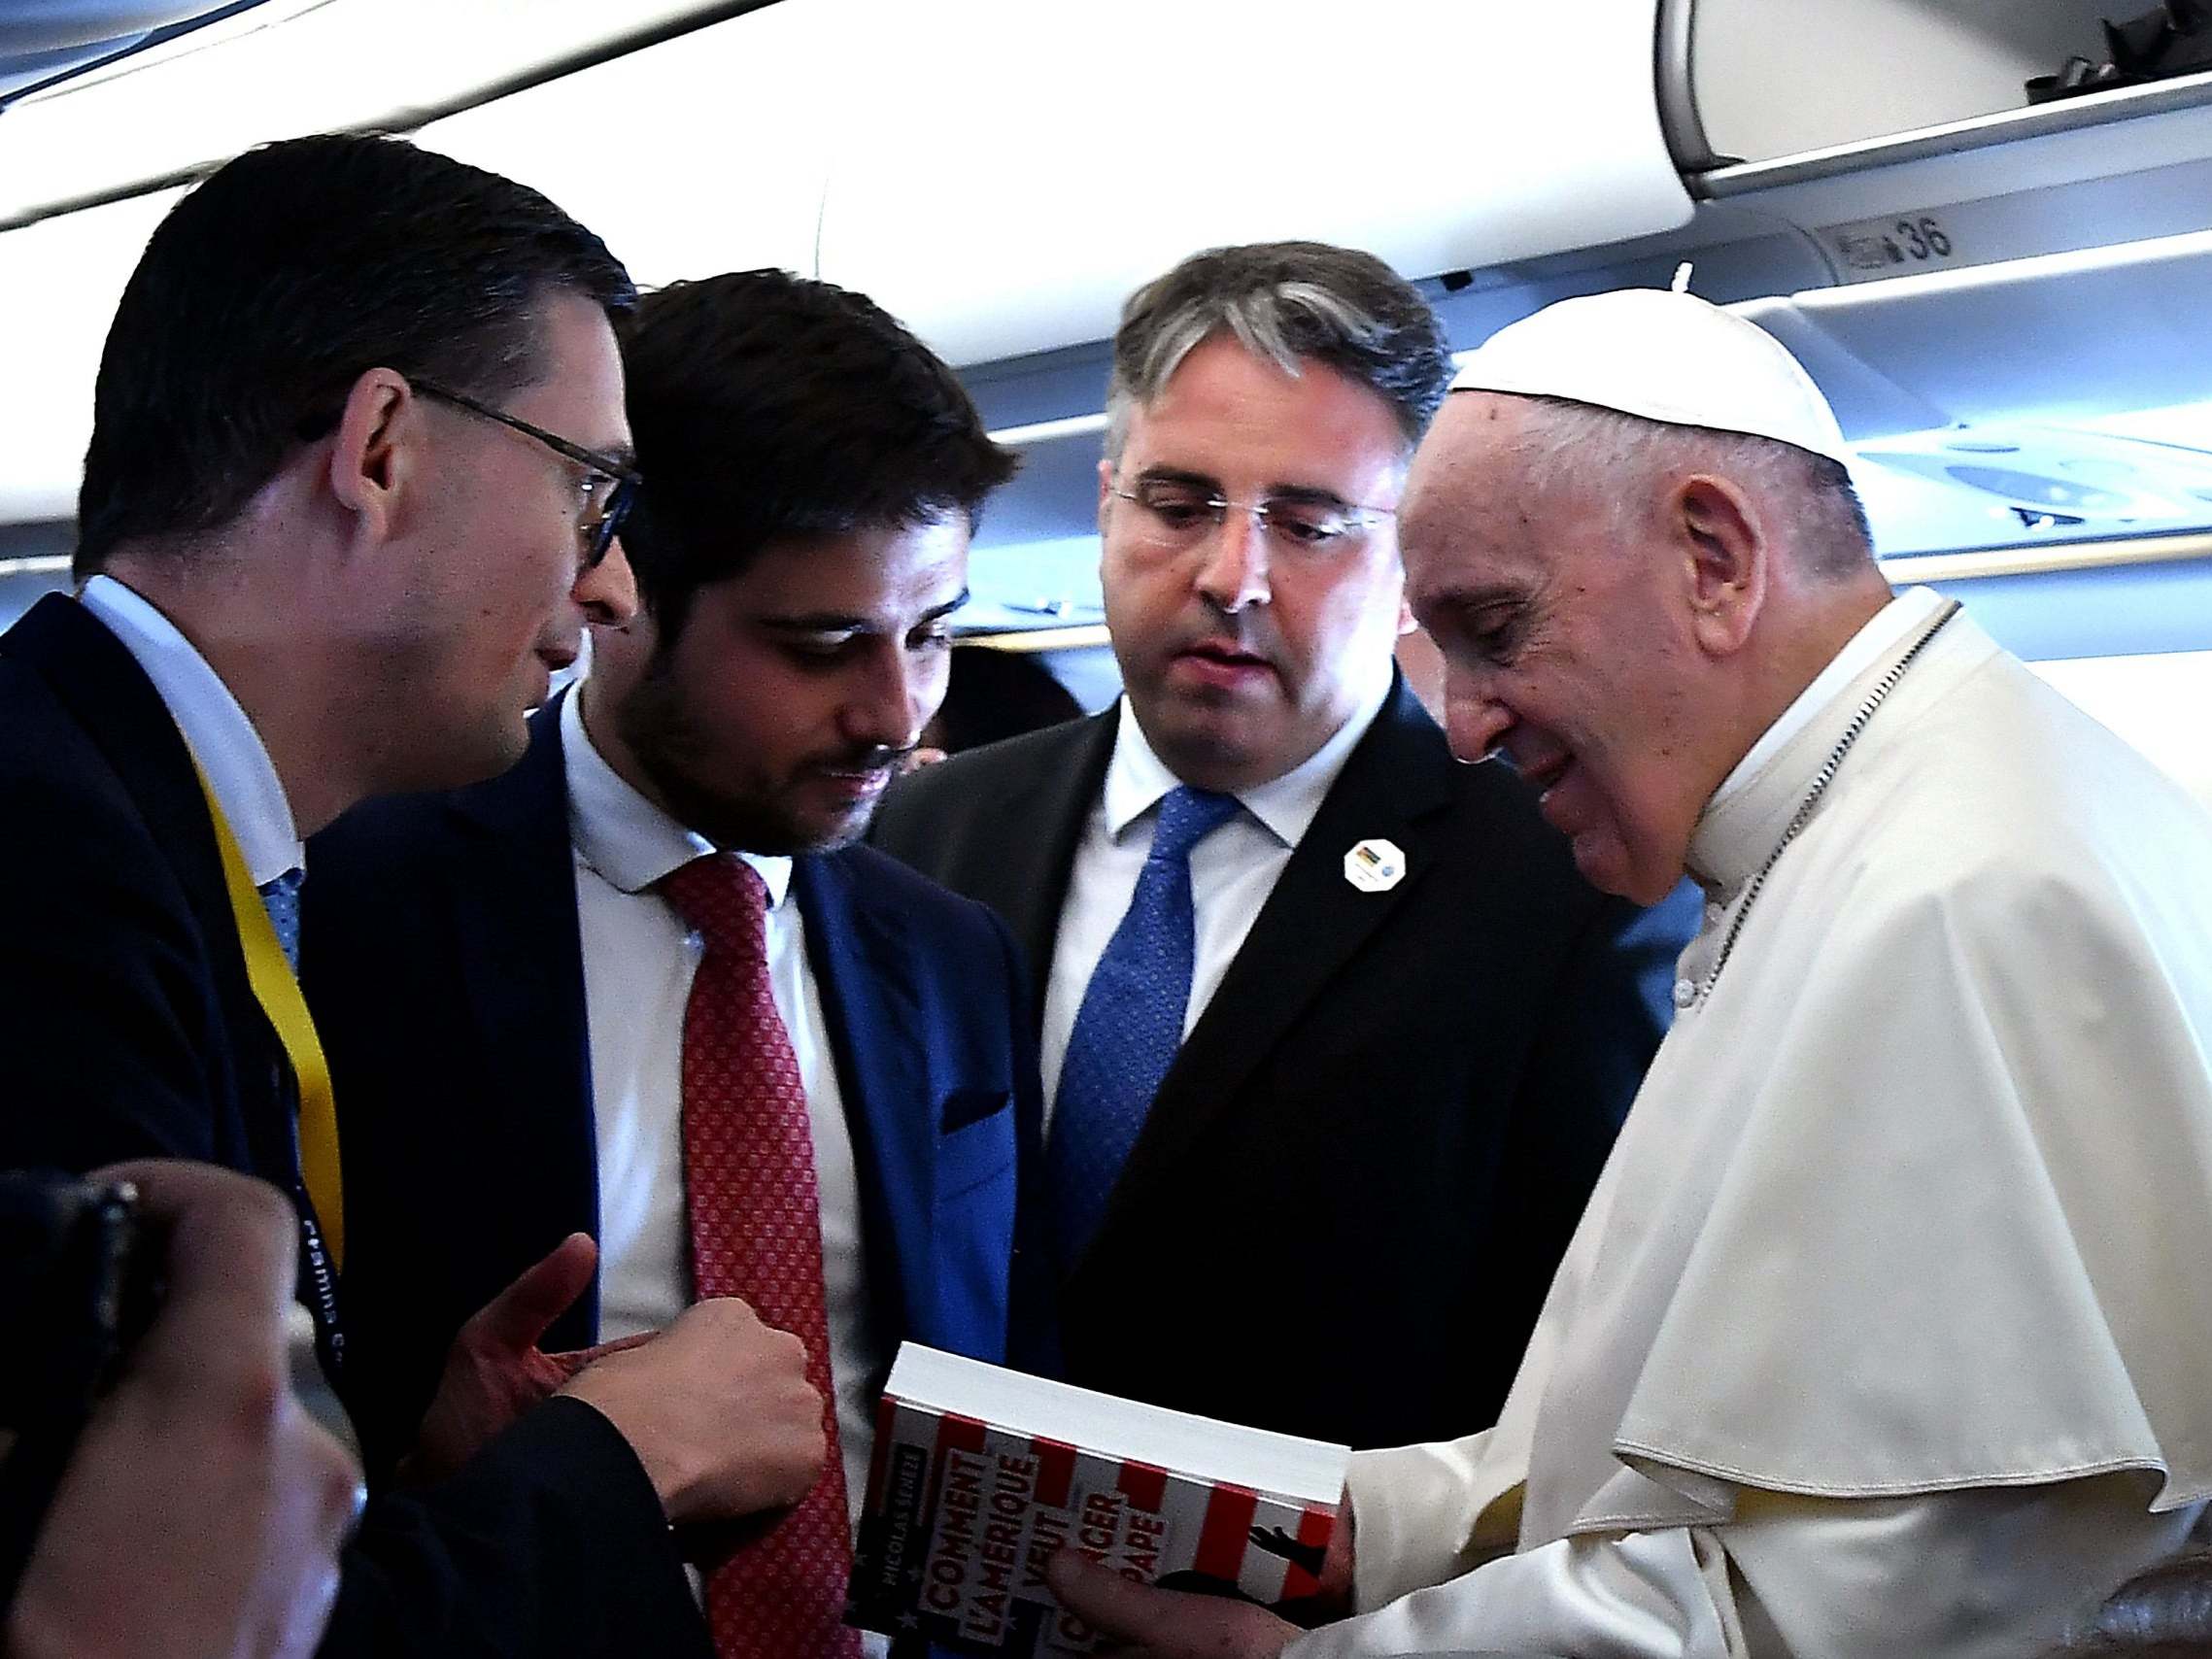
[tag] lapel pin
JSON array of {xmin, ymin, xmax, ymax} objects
[{"xmin": 1344, "ymin": 837, "xmax": 1406, "ymax": 894}]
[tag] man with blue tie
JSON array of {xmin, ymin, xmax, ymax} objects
[
  {"xmin": 303, "ymin": 269, "xmax": 1038, "ymax": 1659},
  {"xmin": 0, "ymin": 135, "xmax": 828, "ymax": 1658},
  {"xmin": 870, "ymin": 241, "xmax": 1698, "ymax": 1452}
]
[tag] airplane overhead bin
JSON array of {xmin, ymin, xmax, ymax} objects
[
  {"xmin": 5, "ymin": 0, "xmax": 2212, "ymax": 653},
  {"xmin": 956, "ymin": 0, "xmax": 2212, "ymax": 655},
  {"xmin": 809, "ymin": 0, "xmax": 1696, "ymax": 367},
  {"xmin": 1671, "ymin": 0, "xmax": 2111, "ymax": 166},
  {"xmin": 425, "ymin": 0, "xmax": 1700, "ymax": 367}
]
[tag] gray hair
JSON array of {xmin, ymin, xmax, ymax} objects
[
  {"xmin": 1106, "ymin": 241, "xmax": 1452, "ymax": 463},
  {"xmin": 1510, "ymin": 396, "xmax": 1875, "ymax": 580}
]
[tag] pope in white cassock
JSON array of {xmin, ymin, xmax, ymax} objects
[{"xmin": 1047, "ymin": 288, "xmax": 2212, "ymax": 1658}]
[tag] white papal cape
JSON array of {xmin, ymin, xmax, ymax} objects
[{"xmin": 1302, "ymin": 591, "xmax": 2212, "ymax": 1659}]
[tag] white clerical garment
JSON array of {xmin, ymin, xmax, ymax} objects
[{"xmin": 1301, "ymin": 592, "xmax": 2212, "ymax": 1659}]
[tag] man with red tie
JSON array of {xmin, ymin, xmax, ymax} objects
[{"xmin": 305, "ymin": 268, "xmax": 1039, "ymax": 1657}]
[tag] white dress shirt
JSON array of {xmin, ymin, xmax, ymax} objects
[
  {"xmin": 1039, "ymin": 660, "xmax": 1394, "ymax": 1122},
  {"xmin": 561, "ymin": 691, "xmax": 886, "ymax": 1538},
  {"xmin": 79, "ymin": 574, "xmax": 302, "ymax": 885}
]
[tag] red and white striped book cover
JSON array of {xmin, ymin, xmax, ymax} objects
[{"xmin": 849, "ymin": 1346, "xmax": 1347, "ymax": 1657}]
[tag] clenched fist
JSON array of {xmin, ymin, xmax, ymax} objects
[{"xmin": 557, "ymin": 1297, "xmax": 825, "ymax": 1525}]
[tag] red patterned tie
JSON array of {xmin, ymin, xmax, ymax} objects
[{"xmin": 660, "ymin": 853, "xmax": 860, "ymax": 1659}]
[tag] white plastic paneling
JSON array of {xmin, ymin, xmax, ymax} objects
[
  {"xmin": 415, "ymin": 0, "xmax": 838, "ymax": 288},
  {"xmin": 817, "ymin": 0, "xmax": 1694, "ymax": 366},
  {"xmin": 0, "ymin": 0, "xmax": 737, "ymax": 225},
  {"xmin": 1755, "ymin": 227, "xmax": 2212, "ymax": 435},
  {"xmin": 1690, "ymin": 0, "xmax": 2105, "ymax": 164},
  {"xmin": 0, "ymin": 187, "xmax": 182, "ymax": 523}
]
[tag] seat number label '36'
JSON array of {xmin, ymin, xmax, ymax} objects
[{"xmin": 1822, "ymin": 212, "xmax": 1962, "ymax": 283}]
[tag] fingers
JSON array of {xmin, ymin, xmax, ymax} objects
[
  {"xmin": 1044, "ymin": 1553, "xmax": 1299, "ymax": 1659},
  {"xmin": 93, "ymin": 1159, "xmax": 298, "ymax": 1392},
  {"xmin": 1045, "ymin": 1553, "xmax": 1146, "ymax": 1638},
  {"xmin": 466, "ymin": 1232, "xmax": 597, "ymax": 1352},
  {"xmin": 545, "ymin": 1329, "xmax": 654, "ymax": 1381},
  {"xmin": 292, "ymin": 1413, "xmax": 370, "ymax": 1547},
  {"xmin": 558, "ymin": 1295, "xmax": 828, "ymax": 1523},
  {"xmin": 1317, "ymin": 1494, "xmax": 1355, "ymax": 1608}
]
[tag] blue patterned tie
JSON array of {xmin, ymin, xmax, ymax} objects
[
  {"xmin": 1049, "ymin": 786, "xmax": 1241, "ymax": 1266},
  {"xmin": 257, "ymin": 867, "xmax": 304, "ymax": 975}
]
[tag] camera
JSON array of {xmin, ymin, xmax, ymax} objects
[{"xmin": 0, "ymin": 1171, "xmax": 162, "ymax": 1613}]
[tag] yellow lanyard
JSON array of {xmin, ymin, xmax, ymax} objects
[{"xmin": 192, "ymin": 766, "xmax": 345, "ymax": 1271}]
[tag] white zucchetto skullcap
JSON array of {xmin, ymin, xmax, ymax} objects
[{"xmin": 1448, "ymin": 288, "xmax": 1855, "ymax": 473}]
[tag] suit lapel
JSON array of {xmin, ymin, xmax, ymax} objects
[
  {"xmin": 6, "ymin": 596, "xmax": 329, "ymax": 1334},
  {"xmin": 6, "ymin": 600, "xmax": 282, "ymax": 1130},
  {"xmin": 1092, "ymin": 681, "xmax": 1457, "ymax": 1236},
  {"xmin": 4, "ymin": 595, "xmax": 249, "ymax": 1015},
  {"xmin": 795, "ymin": 852, "xmax": 934, "ymax": 1344},
  {"xmin": 446, "ymin": 698, "xmax": 601, "ymax": 1344},
  {"xmin": 970, "ymin": 714, "xmax": 1116, "ymax": 1030}
]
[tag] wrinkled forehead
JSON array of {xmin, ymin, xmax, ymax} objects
[{"xmin": 1401, "ymin": 395, "xmax": 1546, "ymax": 572}]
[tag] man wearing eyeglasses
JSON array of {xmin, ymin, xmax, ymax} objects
[
  {"xmin": 304, "ymin": 269, "xmax": 1035, "ymax": 1659},
  {"xmin": 871, "ymin": 241, "xmax": 1696, "ymax": 1453},
  {"xmin": 0, "ymin": 135, "xmax": 827, "ymax": 1658}
]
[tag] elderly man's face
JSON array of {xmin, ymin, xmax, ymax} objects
[
  {"xmin": 1401, "ymin": 392, "xmax": 1708, "ymax": 904},
  {"xmin": 1098, "ymin": 334, "xmax": 1411, "ymax": 793}
]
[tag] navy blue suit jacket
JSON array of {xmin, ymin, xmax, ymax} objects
[
  {"xmin": 302, "ymin": 699, "xmax": 1046, "ymax": 1482},
  {"xmin": 871, "ymin": 678, "xmax": 1698, "ymax": 1450}
]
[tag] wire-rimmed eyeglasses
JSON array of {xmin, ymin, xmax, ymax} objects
[
  {"xmin": 1109, "ymin": 475, "xmax": 1396, "ymax": 553},
  {"xmin": 414, "ymin": 380, "xmax": 641, "ymax": 569}
]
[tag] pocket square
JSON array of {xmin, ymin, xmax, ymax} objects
[{"xmin": 939, "ymin": 1088, "xmax": 1012, "ymax": 1134}]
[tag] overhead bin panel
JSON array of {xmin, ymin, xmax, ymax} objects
[
  {"xmin": 1684, "ymin": 0, "xmax": 2103, "ymax": 166},
  {"xmin": 816, "ymin": 0, "xmax": 1694, "ymax": 366},
  {"xmin": 415, "ymin": 0, "xmax": 834, "ymax": 288},
  {"xmin": 0, "ymin": 0, "xmax": 755, "ymax": 228}
]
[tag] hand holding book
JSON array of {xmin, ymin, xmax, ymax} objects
[
  {"xmin": 1042, "ymin": 1502, "xmax": 1355, "ymax": 1659},
  {"xmin": 850, "ymin": 1346, "xmax": 1352, "ymax": 1657}
]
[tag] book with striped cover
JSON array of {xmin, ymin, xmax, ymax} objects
[{"xmin": 848, "ymin": 1344, "xmax": 1349, "ymax": 1657}]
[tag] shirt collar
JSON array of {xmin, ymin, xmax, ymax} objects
[
  {"xmin": 1688, "ymin": 586, "xmax": 1946, "ymax": 892},
  {"xmin": 78, "ymin": 575, "xmax": 302, "ymax": 887},
  {"xmin": 1102, "ymin": 650, "xmax": 1395, "ymax": 850},
  {"xmin": 561, "ymin": 689, "xmax": 794, "ymax": 908}
]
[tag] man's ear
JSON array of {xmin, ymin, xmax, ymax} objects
[
  {"xmin": 1096, "ymin": 457, "xmax": 1115, "ymax": 533},
  {"xmin": 1672, "ymin": 472, "xmax": 1767, "ymax": 660},
  {"xmin": 323, "ymin": 368, "xmax": 415, "ymax": 544}
]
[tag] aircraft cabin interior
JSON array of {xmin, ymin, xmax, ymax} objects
[
  {"xmin": 4, "ymin": 0, "xmax": 2212, "ymax": 814},
  {"xmin": 2, "ymin": 0, "xmax": 2209, "ymax": 810},
  {"xmin": 10, "ymin": 7, "xmax": 2212, "ymax": 1657}
]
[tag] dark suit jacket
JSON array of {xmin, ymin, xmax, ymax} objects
[
  {"xmin": 301, "ymin": 698, "xmax": 1044, "ymax": 1490},
  {"xmin": 868, "ymin": 680, "xmax": 1698, "ymax": 1450},
  {"xmin": 0, "ymin": 594, "xmax": 706, "ymax": 1659}
]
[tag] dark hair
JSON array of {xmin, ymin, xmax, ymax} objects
[
  {"xmin": 1106, "ymin": 241, "xmax": 1452, "ymax": 459},
  {"xmin": 925, "ymin": 646, "xmax": 1084, "ymax": 755},
  {"xmin": 75, "ymin": 132, "xmax": 634, "ymax": 576},
  {"xmin": 615, "ymin": 270, "xmax": 1018, "ymax": 640}
]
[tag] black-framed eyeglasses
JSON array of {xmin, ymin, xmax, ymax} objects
[
  {"xmin": 414, "ymin": 380, "xmax": 642, "ymax": 569},
  {"xmin": 1109, "ymin": 475, "xmax": 1395, "ymax": 553}
]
